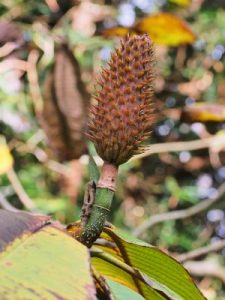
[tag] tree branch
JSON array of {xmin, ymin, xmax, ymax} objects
[
  {"xmin": 132, "ymin": 134, "xmax": 225, "ymax": 161},
  {"xmin": 27, "ymin": 49, "xmax": 43, "ymax": 115},
  {"xmin": 184, "ymin": 260, "xmax": 225, "ymax": 283},
  {"xmin": 15, "ymin": 130, "xmax": 68, "ymax": 175},
  {"xmin": 177, "ymin": 239, "xmax": 225, "ymax": 263},
  {"xmin": 6, "ymin": 168, "xmax": 37, "ymax": 212},
  {"xmin": 81, "ymin": 135, "xmax": 225, "ymax": 167},
  {"xmin": 133, "ymin": 181, "xmax": 225, "ymax": 237},
  {"xmin": 0, "ymin": 192, "xmax": 18, "ymax": 212}
]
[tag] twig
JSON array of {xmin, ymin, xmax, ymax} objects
[
  {"xmin": 6, "ymin": 168, "xmax": 37, "ymax": 212},
  {"xmin": 33, "ymin": 147, "xmax": 67, "ymax": 175},
  {"xmin": 184, "ymin": 260, "xmax": 225, "ymax": 283},
  {"xmin": 15, "ymin": 131, "xmax": 67, "ymax": 175},
  {"xmin": 0, "ymin": 42, "xmax": 19, "ymax": 58},
  {"xmin": 82, "ymin": 135, "xmax": 225, "ymax": 167},
  {"xmin": 132, "ymin": 134, "xmax": 225, "ymax": 161},
  {"xmin": 45, "ymin": 0, "xmax": 59, "ymax": 12},
  {"xmin": 27, "ymin": 49, "xmax": 43, "ymax": 115},
  {"xmin": 0, "ymin": 192, "xmax": 18, "ymax": 212},
  {"xmin": 133, "ymin": 181, "xmax": 225, "ymax": 237},
  {"xmin": 0, "ymin": 58, "xmax": 29, "ymax": 72},
  {"xmin": 177, "ymin": 239, "xmax": 225, "ymax": 263}
]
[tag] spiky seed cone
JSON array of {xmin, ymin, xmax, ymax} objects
[{"xmin": 87, "ymin": 34, "xmax": 155, "ymax": 166}]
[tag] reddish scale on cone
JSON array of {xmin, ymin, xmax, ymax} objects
[{"xmin": 87, "ymin": 34, "xmax": 155, "ymax": 166}]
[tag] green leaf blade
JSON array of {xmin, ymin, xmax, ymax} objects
[
  {"xmin": 88, "ymin": 155, "xmax": 100, "ymax": 182},
  {"xmin": 101, "ymin": 226, "xmax": 205, "ymax": 300},
  {"xmin": 106, "ymin": 279, "xmax": 145, "ymax": 300}
]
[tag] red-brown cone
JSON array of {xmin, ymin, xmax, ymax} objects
[{"xmin": 87, "ymin": 34, "xmax": 155, "ymax": 166}]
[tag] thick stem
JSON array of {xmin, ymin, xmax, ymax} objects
[
  {"xmin": 79, "ymin": 162, "xmax": 118, "ymax": 247},
  {"xmin": 97, "ymin": 163, "xmax": 118, "ymax": 191}
]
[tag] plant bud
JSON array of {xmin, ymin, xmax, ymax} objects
[{"xmin": 87, "ymin": 34, "xmax": 155, "ymax": 165}]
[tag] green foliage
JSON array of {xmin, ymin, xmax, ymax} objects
[
  {"xmin": 106, "ymin": 279, "xmax": 145, "ymax": 300},
  {"xmin": 166, "ymin": 177, "xmax": 198, "ymax": 204},
  {"xmin": 0, "ymin": 210, "xmax": 205, "ymax": 300},
  {"xmin": 0, "ymin": 0, "xmax": 225, "ymax": 298},
  {"xmin": 93, "ymin": 226, "xmax": 205, "ymax": 299}
]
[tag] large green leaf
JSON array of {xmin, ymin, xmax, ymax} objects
[
  {"xmin": 92, "ymin": 225, "xmax": 205, "ymax": 300},
  {"xmin": 92, "ymin": 236, "xmax": 166, "ymax": 299},
  {"xmin": 0, "ymin": 209, "xmax": 96, "ymax": 300}
]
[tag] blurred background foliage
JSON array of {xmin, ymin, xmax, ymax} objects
[{"xmin": 0, "ymin": 0, "xmax": 225, "ymax": 298}]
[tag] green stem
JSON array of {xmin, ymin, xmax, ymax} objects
[
  {"xmin": 79, "ymin": 162, "xmax": 118, "ymax": 247},
  {"xmin": 79, "ymin": 187, "xmax": 114, "ymax": 247}
]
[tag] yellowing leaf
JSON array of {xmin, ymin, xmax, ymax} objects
[
  {"xmin": 135, "ymin": 13, "xmax": 196, "ymax": 46},
  {"xmin": 102, "ymin": 13, "xmax": 196, "ymax": 46},
  {"xmin": 0, "ymin": 210, "xmax": 96, "ymax": 300},
  {"xmin": 93, "ymin": 226, "xmax": 205, "ymax": 300},
  {"xmin": 169, "ymin": 0, "xmax": 191, "ymax": 7},
  {"xmin": 0, "ymin": 141, "xmax": 13, "ymax": 175},
  {"xmin": 182, "ymin": 103, "xmax": 225, "ymax": 122},
  {"xmin": 102, "ymin": 27, "xmax": 130, "ymax": 37},
  {"xmin": 92, "ymin": 255, "xmax": 164, "ymax": 299}
]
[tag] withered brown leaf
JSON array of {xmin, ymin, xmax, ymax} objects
[{"xmin": 41, "ymin": 45, "xmax": 90, "ymax": 161}]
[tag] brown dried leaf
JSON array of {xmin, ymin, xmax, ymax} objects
[
  {"xmin": 41, "ymin": 72, "xmax": 71, "ymax": 161},
  {"xmin": 41, "ymin": 45, "xmax": 90, "ymax": 161},
  {"xmin": 54, "ymin": 45, "xmax": 89, "ymax": 158}
]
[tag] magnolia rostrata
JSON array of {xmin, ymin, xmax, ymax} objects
[
  {"xmin": 87, "ymin": 34, "xmax": 155, "ymax": 166},
  {"xmin": 79, "ymin": 35, "xmax": 155, "ymax": 247}
]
